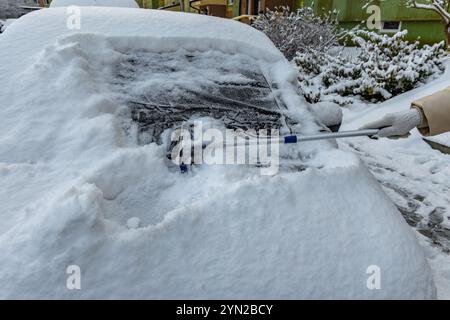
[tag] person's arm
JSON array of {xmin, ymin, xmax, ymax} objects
[
  {"xmin": 360, "ymin": 108, "xmax": 424, "ymax": 138},
  {"xmin": 411, "ymin": 86, "xmax": 450, "ymax": 136},
  {"xmin": 361, "ymin": 86, "xmax": 450, "ymax": 138}
]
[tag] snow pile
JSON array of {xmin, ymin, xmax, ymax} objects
[
  {"xmin": 50, "ymin": 0, "xmax": 140, "ymax": 8},
  {"xmin": 0, "ymin": 8, "xmax": 436, "ymax": 298}
]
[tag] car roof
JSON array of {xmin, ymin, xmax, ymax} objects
[{"xmin": 0, "ymin": 7, "xmax": 283, "ymax": 73}]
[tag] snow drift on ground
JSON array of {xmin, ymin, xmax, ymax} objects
[
  {"xmin": 340, "ymin": 59, "xmax": 450, "ymax": 299},
  {"xmin": 50, "ymin": 0, "xmax": 139, "ymax": 8},
  {"xmin": 0, "ymin": 8, "xmax": 436, "ymax": 298}
]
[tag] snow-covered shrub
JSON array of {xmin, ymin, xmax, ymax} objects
[
  {"xmin": 295, "ymin": 30, "xmax": 447, "ymax": 103},
  {"xmin": 252, "ymin": 6, "xmax": 346, "ymax": 60},
  {"xmin": 0, "ymin": 0, "xmax": 28, "ymax": 19}
]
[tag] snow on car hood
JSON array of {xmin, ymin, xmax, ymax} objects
[{"xmin": 0, "ymin": 8, "xmax": 436, "ymax": 298}]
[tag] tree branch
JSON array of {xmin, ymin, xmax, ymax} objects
[
  {"xmin": 412, "ymin": 1, "xmax": 450, "ymax": 24},
  {"xmin": 433, "ymin": 1, "xmax": 450, "ymax": 23}
]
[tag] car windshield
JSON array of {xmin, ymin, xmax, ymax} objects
[{"xmin": 110, "ymin": 49, "xmax": 292, "ymax": 144}]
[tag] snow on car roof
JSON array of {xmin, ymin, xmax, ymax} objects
[
  {"xmin": 0, "ymin": 7, "xmax": 283, "ymax": 78},
  {"xmin": 50, "ymin": 0, "xmax": 140, "ymax": 8}
]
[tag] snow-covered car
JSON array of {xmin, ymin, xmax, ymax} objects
[
  {"xmin": 0, "ymin": 8, "xmax": 436, "ymax": 299},
  {"xmin": 50, "ymin": 0, "xmax": 139, "ymax": 8}
]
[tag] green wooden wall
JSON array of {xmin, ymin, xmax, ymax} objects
[{"xmin": 303, "ymin": 0, "xmax": 446, "ymax": 44}]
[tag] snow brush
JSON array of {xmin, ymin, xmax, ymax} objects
[
  {"xmin": 277, "ymin": 129, "xmax": 380, "ymax": 144},
  {"xmin": 177, "ymin": 129, "xmax": 379, "ymax": 173},
  {"xmin": 220, "ymin": 129, "xmax": 380, "ymax": 147}
]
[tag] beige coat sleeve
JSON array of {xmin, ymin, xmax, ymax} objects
[{"xmin": 411, "ymin": 86, "xmax": 450, "ymax": 136}]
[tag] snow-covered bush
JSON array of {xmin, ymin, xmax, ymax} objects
[
  {"xmin": 252, "ymin": 6, "xmax": 346, "ymax": 60},
  {"xmin": 295, "ymin": 30, "xmax": 447, "ymax": 103},
  {"xmin": 0, "ymin": 0, "xmax": 28, "ymax": 19}
]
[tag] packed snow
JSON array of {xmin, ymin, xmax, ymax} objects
[
  {"xmin": 50, "ymin": 0, "xmax": 140, "ymax": 8},
  {"xmin": 340, "ymin": 59, "xmax": 450, "ymax": 299},
  {"xmin": 0, "ymin": 8, "xmax": 437, "ymax": 298}
]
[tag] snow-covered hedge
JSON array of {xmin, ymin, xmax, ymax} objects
[
  {"xmin": 0, "ymin": 0, "xmax": 28, "ymax": 19},
  {"xmin": 253, "ymin": 6, "xmax": 346, "ymax": 60},
  {"xmin": 295, "ymin": 30, "xmax": 447, "ymax": 103}
]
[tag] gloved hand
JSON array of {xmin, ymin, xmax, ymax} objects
[{"xmin": 360, "ymin": 108, "xmax": 424, "ymax": 138}]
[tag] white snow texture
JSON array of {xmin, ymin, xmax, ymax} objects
[{"xmin": 0, "ymin": 8, "xmax": 436, "ymax": 299}]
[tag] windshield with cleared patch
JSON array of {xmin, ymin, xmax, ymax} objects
[{"xmin": 111, "ymin": 49, "xmax": 294, "ymax": 144}]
